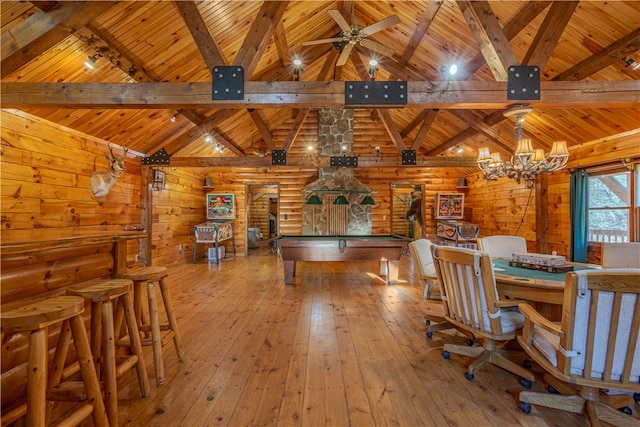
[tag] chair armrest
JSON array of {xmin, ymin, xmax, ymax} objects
[
  {"xmin": 495, "ymin": 299, "xmax": 526, "ymax": 308},
  {"xmin": 518, "ymin": 303, "xmax": 563, "ymax": 337},
  {"xmin": 420, "ymin": 274, "xmax": 437, "ymax": 281}
]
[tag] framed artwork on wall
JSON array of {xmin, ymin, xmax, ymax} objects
[
  {"xmin": 207, "ymin": 193, "xmax": 235, "ymax": 220},
  {"xmin": 435, "ymin": 193, "xmax": 464, "ymax": 219}
]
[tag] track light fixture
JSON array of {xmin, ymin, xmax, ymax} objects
[
  {"xmin": 84, "ymin": 55, "xmax": 99, "ymax": 69},
  {"xmin": 368, "ymin": 59, "xmax": 378, "ymax": 80},
  {"xmin": 293, "ymin": 59, "xmax": 303, "ymax": 81},
  {"xmin": 170, "ymin": 111, "xmax": 180, "ymax": 122}
]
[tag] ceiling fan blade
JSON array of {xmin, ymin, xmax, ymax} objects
[
  {"xmin": 361, "ymin": 14, "xmax": 399, "ymax": 36},
  {"xmin": 301, "ymin": 37, "xmax": 343, "ymax": 46},
  {"xmin": 328, "ymin": 9, "xmax": 352, "ymax": 33},
  {"xmin": 336, "ymin": 43, "xmax": 354, "ymax": 67},
  {"xmin": 360, "ymin": 38, "xmax": 395, "ymax": 57}
]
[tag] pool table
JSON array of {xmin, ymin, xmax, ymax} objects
[{"xmin": 274, "ymin": 235, "xmax": 410, "ymax": 285}]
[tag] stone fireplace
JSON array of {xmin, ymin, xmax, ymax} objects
[{"xmin": 302, "ymin": 108, "xmax": 373, "ymax": 235}]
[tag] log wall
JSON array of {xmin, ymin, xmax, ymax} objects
[{"xmin": 464, "ymin": 129, "xmax": 640, "ymax": 263}]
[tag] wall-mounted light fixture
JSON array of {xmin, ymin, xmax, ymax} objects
[
  {"xmin": 84, "ymin": 55, "xmax": 99, "ymax": 69},
  {"xmin": 368, "ymin": 59, "xmax": 378, "ymax": 80},
  {"xmin": 293, "ymin": 59, "xmax": 303, "ymax": 81},
  {"xmin": 152, "ymin": 169, "xmax": 166, "ymax": 191}
]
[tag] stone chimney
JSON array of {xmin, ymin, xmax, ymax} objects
[{"xmin": 302, "ymin": 109, "xmax": 373, "ymax": 235}]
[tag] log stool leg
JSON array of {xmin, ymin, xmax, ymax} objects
[
  {"xmin": 1, "ymin": 296, "xmax": 109, "ymax": 427},
  {"xmin": 159, "ymin": 276, "xmax": 185, "ymax": 361},
  {"xmin": 67, "ymin": 279, "xmax": 151, "ymax": 426},
  {"xmin": 117, "ymin": 266, "xmax": 185, "ymax": 385}
]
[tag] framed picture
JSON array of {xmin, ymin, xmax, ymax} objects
[
  {"xmin": 207, "ymin": 193, "xmax": 235, "ymax": 220},
  {"xmin": 435, "ymin": 193, "xmax": 464, "ymax": 219}
]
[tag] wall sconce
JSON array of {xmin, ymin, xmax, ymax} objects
[
  {"xmin": 293, "ymin": 59, "xmax": 303, "ymax": 81},
  {"xmin": 368, "ymin": 59, "xmax": 378, "ymax": 81},
  {"xmin": 84, "ymin": 55, "xmax": 99, "ymax": 69},
  {"xmin": 153, "ymin": 169, "xmax": 166, "ymax": 191},
  {"xmin": 374, "ymin": 146, "xmax": 380, "ymax": 157}
]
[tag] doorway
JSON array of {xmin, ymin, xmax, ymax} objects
[
  {"xmin": 391, "ymin": 183, "xmax": 424, "ymax": 240},
  {"xmin": 247, "ymin": 184, "xmax": 278, "ymax": 253}
]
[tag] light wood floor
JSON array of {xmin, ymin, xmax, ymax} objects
[{"xmin": 56, "ymin": 242, "xmax": 637, "ymax": 426}]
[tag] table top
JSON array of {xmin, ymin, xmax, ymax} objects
[{"xmin": 276, "ymin": 235, "xmax": 408, "ymax": 241}]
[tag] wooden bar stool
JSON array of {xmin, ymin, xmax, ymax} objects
[
  {"xmin": 67, "ymin": 278, "xmax": 151, "ymax": 426},
  {"xmin": 117, "ymin": 266, "xmax": 184, "ymax": 385},
  {"xmin": 0, "ymin": 296, "xmax": 108, "ymax": 427}
]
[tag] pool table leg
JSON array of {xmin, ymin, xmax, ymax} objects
[
  {"xmin": 387, "ymin": 260, "xmax": 399, "ymax": 284},
  {"xmin": 283, "ymin": 260, "xmax": 295, "ymax": 285}
]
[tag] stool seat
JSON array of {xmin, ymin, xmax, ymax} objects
[
  {"xmin": 1, "ymin": 296, "xmax": 85, "ymax": 331},
  {"xmin": 118, "ymin": 266, "xmax": 168, "ymax": 281},
  {"xmin": 67, "ymin": 278, "xmax": 133, "ymax": 300},
  {"xmin": 1, "ymin": 296, "xmax": 108, "ymax": 427}
]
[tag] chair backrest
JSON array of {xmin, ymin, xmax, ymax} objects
[
  {"xmin": 477, "ymin": 235, "xmax": 527, "ymax": 259},
  {"xmin": 601, "ymin": 242, "xmax": 640, "ymax": 268},
  {"xmin": 408, "ymin": 239, "xmax": 437, "ymax": 299},
  {"xmin": 431, "ymin": 245, "xmax": 506, "ymax": 336},
  {"xmin": 559, "ymin": 269, "xmax": 640, "ymax": 388}
]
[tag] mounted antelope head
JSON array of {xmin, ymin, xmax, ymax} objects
[{"xmin": 91, "ymin": 144, "xmax": 128, "ymax": 197}]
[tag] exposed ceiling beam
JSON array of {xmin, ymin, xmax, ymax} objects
[
  {"xmin": 170, "ymin": 155, "xmax": 478, "ymax": 168},
  {"xmin": 456, "ymin": 1, "xmax": 551, "ymax": 81},
  {"xmin": 1, "ymin": 1, "xmax": 117, "ymax": 76},
  {"xmin": 449, "ymin": 110, "xmax": 513, "ymax": 153},
  {"xmin": 248, "ymin": 109, "xmax": 275, "ymax": 151},
  {"xmin": 522, "ymin": 1, "xmax": 578, "ymax": 68},
  {"xmin": 162, "ymin": 109, "xmax": 239, "ymax": 156},
  {"xmin": 426, "ymin": 128, "xmax": 479, "ymax": 156},
  {"xmin": 173, "ymin": 0, "xmax": 227, "ymax": 69},
  {"xmin": 396, "ymin": 0, "xmax": 443, "ymax": 69},
  {"xmin": 402, "ymin": 110, "xmax": 430, "ymax": 138},
  {"xmin": 457, "ymin": 0, "xmax": 519, "ymax": 81},
  {"xmin": 282, "ymin": 109, "xmax": 310, "ymax": 151},
  {"xmin": 410, "ymin": 109, "xmax": 439, "ymax": 151},
  {"xmin": 553, "ymin": 27, "xmax": 640, "ymax": 81},
  {"xmin": 232, "ymin": 1, "xmax": 289, "ymax": 77},
  {"xmin": 4, "ymin": 80, "xmax": 637, "ymax": 109}
]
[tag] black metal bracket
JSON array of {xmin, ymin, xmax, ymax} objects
[
  {"xmin": 272, "ymin": 150, "xmax": 286, "ymax": 165},
  {"xmin": 141, "ymin": 147, "xmax": 170, "ymax": 165},
  {"xmin": 507, "ymin": 65, "xmax": 540, "ymax": 100},
  {"xmin": 402, "ymin": 150, "xmax": 416, "ymax": 165},
  {"xmin": 330, "ymin": 156, "xmax": 358, "ymax": 167},
  {"xmin": 212, "ymin": 66, "xmax": 244, "ymax": 100},
  {"xmin": 344, "ymin": 81, "xmax": 407, "ymax": 105}
]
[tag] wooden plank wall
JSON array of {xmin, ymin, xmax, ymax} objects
[{"xmin": 1, "ymin": 109, "xmax": 206, "ymax": 266}]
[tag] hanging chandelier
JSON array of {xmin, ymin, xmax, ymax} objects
[{"xmin": 477, "ymin": 105, "xmax": 569, "ymax": 188}]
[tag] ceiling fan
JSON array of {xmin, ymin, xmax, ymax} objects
[{"xmin": 302, "ymin": 10, "xmax": 399, "ymax": 67}]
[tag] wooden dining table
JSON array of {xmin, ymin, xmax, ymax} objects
[{"xmin": 492, "ymin": 258, "xmax": 598, "ymax": 319}]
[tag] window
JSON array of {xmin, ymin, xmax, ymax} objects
[{"xmin": 587, "ymin": 167, "xmax": 636, "ymax": 242}]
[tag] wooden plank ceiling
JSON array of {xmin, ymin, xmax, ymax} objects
[{"xmin": 2, "ymin": 1, "xmax": 639, "ymax": 175}]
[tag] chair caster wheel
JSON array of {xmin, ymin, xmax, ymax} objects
[
  {"xmin": 523, "ymin": 359, "xmax": 532, "ymax": 369},
  {"xmin": 443, "ymin": 351, "xmax": 450, "ymax": 359},
  {"xmin": 634, "ymin": 392, "xmax": 640, "ymax": 404},
  {"xmin": 465, "ymin": 339, "xmax": 474, "ymax": 346},
  {"xmin": 520, "ymin": 378, "xmax": 532, "ymax": 389},
  {"xmin": 547, "ymin": 385, "xmax": 558, "ymax": 394},
  {"xmin": 619, "ymin": 407, "xmax": 632, "ymax": 415},
  {"xmin": 519, "ymin": 402, "xmax": 531, "ymax": 414},
  {"xmin": 426, "ymin": 331, "xmax": 433, "ymax": 338},
  {"xmin": 464, "ymin": 372, "xmax": 474, "ymax": 381},
  {"xmin": 425, "ymin": 319, "xmax": 431, "ymax": 326}
]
